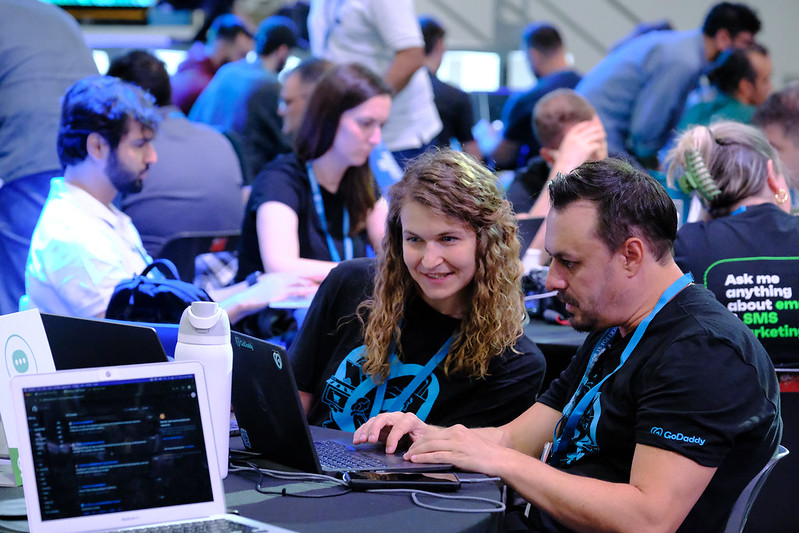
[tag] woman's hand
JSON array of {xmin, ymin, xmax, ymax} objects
[{"xmin": 353, "ymin": 412, "xmax": 431, "ymax": 454}]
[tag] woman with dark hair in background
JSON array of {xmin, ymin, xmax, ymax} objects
[
  {"xmin": 668, "ymin": 121, "xmax": 799, "ymax": 366},
  {"xmin": 236, "ymin": 63, "xmax": 391, "ymax": 284},
  {"xmin": 290, "ymin": 149, "xmax": 546, "ymax": 432}
]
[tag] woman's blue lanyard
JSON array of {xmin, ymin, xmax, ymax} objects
[
  {"xmin": 550, "ymin": 273, "xmax": 694, "ymax": 464},
  {"xmin": 730, "ymin": 205, "xmax": 747, "ymax": 216},
  {"xmin": 306, "ymin": 162, "xmax": 353, "ymax": 262},
  {"xmin": 368, "ymin": 333, "xmax": 455, "ymax": 420}
]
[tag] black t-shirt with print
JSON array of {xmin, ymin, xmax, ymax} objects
[
  {"xmin": 289, "ymin": 258, "xmax": 547, "ymax": 432},
  {"xmin": 537, "ymin": 283, "xmax": 780, "ymax": 532},
  {"xmin": 675, "ymin": 203, "xmax": 799, "ymax": 366}
]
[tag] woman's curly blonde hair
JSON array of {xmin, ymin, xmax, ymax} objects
[{"xmin": 359, "ymin": 149, "xmax": 525, "ymax": 382}]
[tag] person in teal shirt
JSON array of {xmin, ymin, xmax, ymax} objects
[{"xmin": 660, "ymin": 44, "xmax": 772, "ymax": 168}]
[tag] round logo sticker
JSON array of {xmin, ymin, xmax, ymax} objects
[
  {"xmin": 4, "ymin": 335, "xmax": 38, "ymax": 377},
  {"xmin": 272, "ymin": 350, "xmax": 283, "ymax": 370}
]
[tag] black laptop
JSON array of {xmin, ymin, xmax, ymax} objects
[
  {"xmin": 230, "ymin": 331, "xmax": 449, "ymax": 474},
  {"xmin": 41, "ymin": 313, "xmax": 169, "ymax": 370}
]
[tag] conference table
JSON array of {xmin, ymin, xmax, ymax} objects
[
  {"xmin": 0, "ymin": 319, "xmax": 583, "ymax": 533},
  {"xmin": 223, "ymin": 461, "xmax": 504, "ymax": 533},
  {"xmin": 227, "ymin": 319, "xmax": 586, "ymax": 532},
  {"xmin": 0, "ymin": 464, "xmax": 504, "ymax": 533}
]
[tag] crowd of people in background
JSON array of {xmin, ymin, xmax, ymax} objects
[
  {"xmin": 1, "ymin": 0, "xmax": 790, "ymax": 317},
  {"xmin": 0, "ymin": 0, "xmax": 794, "ymax": 530}
]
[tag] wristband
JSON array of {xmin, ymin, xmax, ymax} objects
[{"xmin": 246, "ymin": 271, "xmax": 262, "ymax": 287}]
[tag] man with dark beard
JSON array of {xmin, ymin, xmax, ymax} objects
[
  {"xmin": 25, "ymin": 76, "xmax": 158, "ymax": 318},
  {"xmin": 25, "ymin": 76, "xmax": 310, "ymax": 319},
  {"xmin": 354, "ymin": 158, "xmax": 780, "ymax": 533}
]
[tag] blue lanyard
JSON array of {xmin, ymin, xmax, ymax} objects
[
  {"xmin": 306, "ymin": 162, "xmax": 353, "ymax": 262},
  {"xmin": 550, "ymin": 273, "xmax": 694, "ymax": 464},
  {"xmin": 368, "ymin": 334, "xmax": 455, "ymax": 420},
  {"xmin": 730, "ymin": 205, "xmax": 747, "ymax": 216}
]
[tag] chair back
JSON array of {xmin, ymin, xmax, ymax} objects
[
  {"xmin": 723, "ymin": 444, "xmax": 789, "ymax": 533},
  {"xmin": 156, "ymin": 230, "xmax": 240, "ymax": 282}
]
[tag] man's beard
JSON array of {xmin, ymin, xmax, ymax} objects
[
  {"xmin": 107, "ymin": 150, "xmax": 144, "ymax": 195},
  {"xmin": 558, "ymin": 291, "xmax": 598, "ymax": 332}
]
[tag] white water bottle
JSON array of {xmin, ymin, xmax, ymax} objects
[{"xmin": 174, "ymin": 301, "xmax": 232, "ymax": 478}]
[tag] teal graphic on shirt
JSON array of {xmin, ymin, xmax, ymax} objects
[
  {"xmin": 320, "ymin": 345, "xmax": 440, "ymax": 432},
  {"xmin": 563, "ymin": 392, "xmax": 602, "ymax": 465}
]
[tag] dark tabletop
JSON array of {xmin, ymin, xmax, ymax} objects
[{"xmin": 223, "ymin": 461, "xmax": 504, "ymax": 533}]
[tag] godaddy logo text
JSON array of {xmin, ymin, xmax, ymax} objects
[
  {"xmin": 650, "ymin": 426, "xmax": 705, "ymax": 445},
  {"xmin": 235, "ymin": 336, "xmax": 254, "ymax": 350}
]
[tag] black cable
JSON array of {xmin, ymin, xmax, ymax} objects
[
  {"xmin": 230, "ymin": 459, "xmax": 352, "ymax": 499},
  {"xmin": 255, "ymin": 475, "xmax": 352, "ymax": 498}
]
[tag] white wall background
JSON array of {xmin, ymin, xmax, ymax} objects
[{"xmin": 416, "ymin": 0, "xmax": 799, "ymax": 90}]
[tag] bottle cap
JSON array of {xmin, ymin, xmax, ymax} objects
[{"xmin": 177, "ymin": 301, "xmax": 230, "ymax": 345}]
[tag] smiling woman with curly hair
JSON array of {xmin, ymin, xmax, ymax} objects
[{"xmin": 289, "ymin": 149, "xmax": 546, "ymax": 432}]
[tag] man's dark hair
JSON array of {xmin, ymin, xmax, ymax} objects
[
  {"xmin": 702, "ymin": 2, "xmax": 760, "ymax": 38},
  {"xmin": 419, "ymin": 16, "xmax": 446, "ymax": 56},
  {"xmin": 57, "ymin": 75, "xmax": 159, "ymax": 168},
  {"xmin": 753, "ymin": 81, "xmax": 799, "ymax": 141},
  {"xmin": 255, "ymin": 15, "xmax": 299, "ymax": 56},
  {"xmin": 207, "ymin": 13, "xmax": 252, "ymax": 44},
  {"xmin": 549, "ymin": 158, "xmax": 677, "ymax": 262},
  {"xmin": 290, "ymin": 57, "xmax": 334, "ymax": 86},
  {"xmin": 708, "ymin": 48, "xmax": 756, "ymax": 96},
  {"xmin": 107, "ymin": 50, "xmax": 171, "ymax": 107},
  {"xmin": 523, "ymin": 23, "xmax": 563, "ymax": 57}
]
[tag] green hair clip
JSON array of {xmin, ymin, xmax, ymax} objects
[{"xmin": 678, "ymin": 149, "xmax": 721, "ymax": 202}]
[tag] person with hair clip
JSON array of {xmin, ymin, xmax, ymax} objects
[
  {"xmin": 668, "ymin": 121, "xmax": 799, "ymax": 366},
  {"xmin": 289, "ymin": 149, "xmax": 546, "ymax": 432},
  {"xmin": 236, "ymin": 63, "xmax": 391, "ymax": 285}
]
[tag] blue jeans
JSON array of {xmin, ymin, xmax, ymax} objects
[{"xmin": 0, "ymin": 170, "xmax": 58, "ymax": 315}]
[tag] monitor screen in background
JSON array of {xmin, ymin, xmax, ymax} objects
[
  {"xmin": 505, "ymin": 50, "xmax": 576, "ymax": 92},
  {"xmin": 505, "ymin": 50, "xmax": 536, "ymax": 91},
  {"xmin": 153, "ymin": 48, "xmax": 188, "ymax": 76},
  {"xmin": 438, "ymin": 51, "xmax": 500, "ymax": 93},
  {"xmin": 92, "ymin": 50, "xmax": 110, "ymax": 75}
]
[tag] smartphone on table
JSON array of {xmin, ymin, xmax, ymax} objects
[{"xmin": 342, "ymin": 471, "xmax": 461, "ymax": 491}]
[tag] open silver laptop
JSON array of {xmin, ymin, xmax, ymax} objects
[{"xmin": 11, "ymin": 361, "xmax": 294, "ymax": 533}]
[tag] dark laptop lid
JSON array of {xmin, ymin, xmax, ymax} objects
[
  {"xmin": 517, "ymin": 217, "xmax": 544, "ymax": 259},
  {"xmin": 41, "ymin": 314, "xmax": 169, "ymax": 370},
  {"xmin": 230, "ymin": 332, "xmax": 322, "ymax": 473},
  {"xmin": 230, "ymin": 332, "xmax": 450, "ymax": 474}
]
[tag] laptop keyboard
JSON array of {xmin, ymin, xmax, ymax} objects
[
  {"xmin": 315, "ymin": 439, "xmax": 388, "ymax": 470},
  {"xmin": 123, "ymin": 517, "xmax": 265, "ymax": 533}
]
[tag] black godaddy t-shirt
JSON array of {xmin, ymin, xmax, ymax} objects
[{"xmin": 537, "ymin": 283, "xmax": 780, "ymax": 532}]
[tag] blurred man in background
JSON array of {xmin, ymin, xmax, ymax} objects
[{"xmin": 171, "ymin": 13, "xmax": 254, "ymax": 114}]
